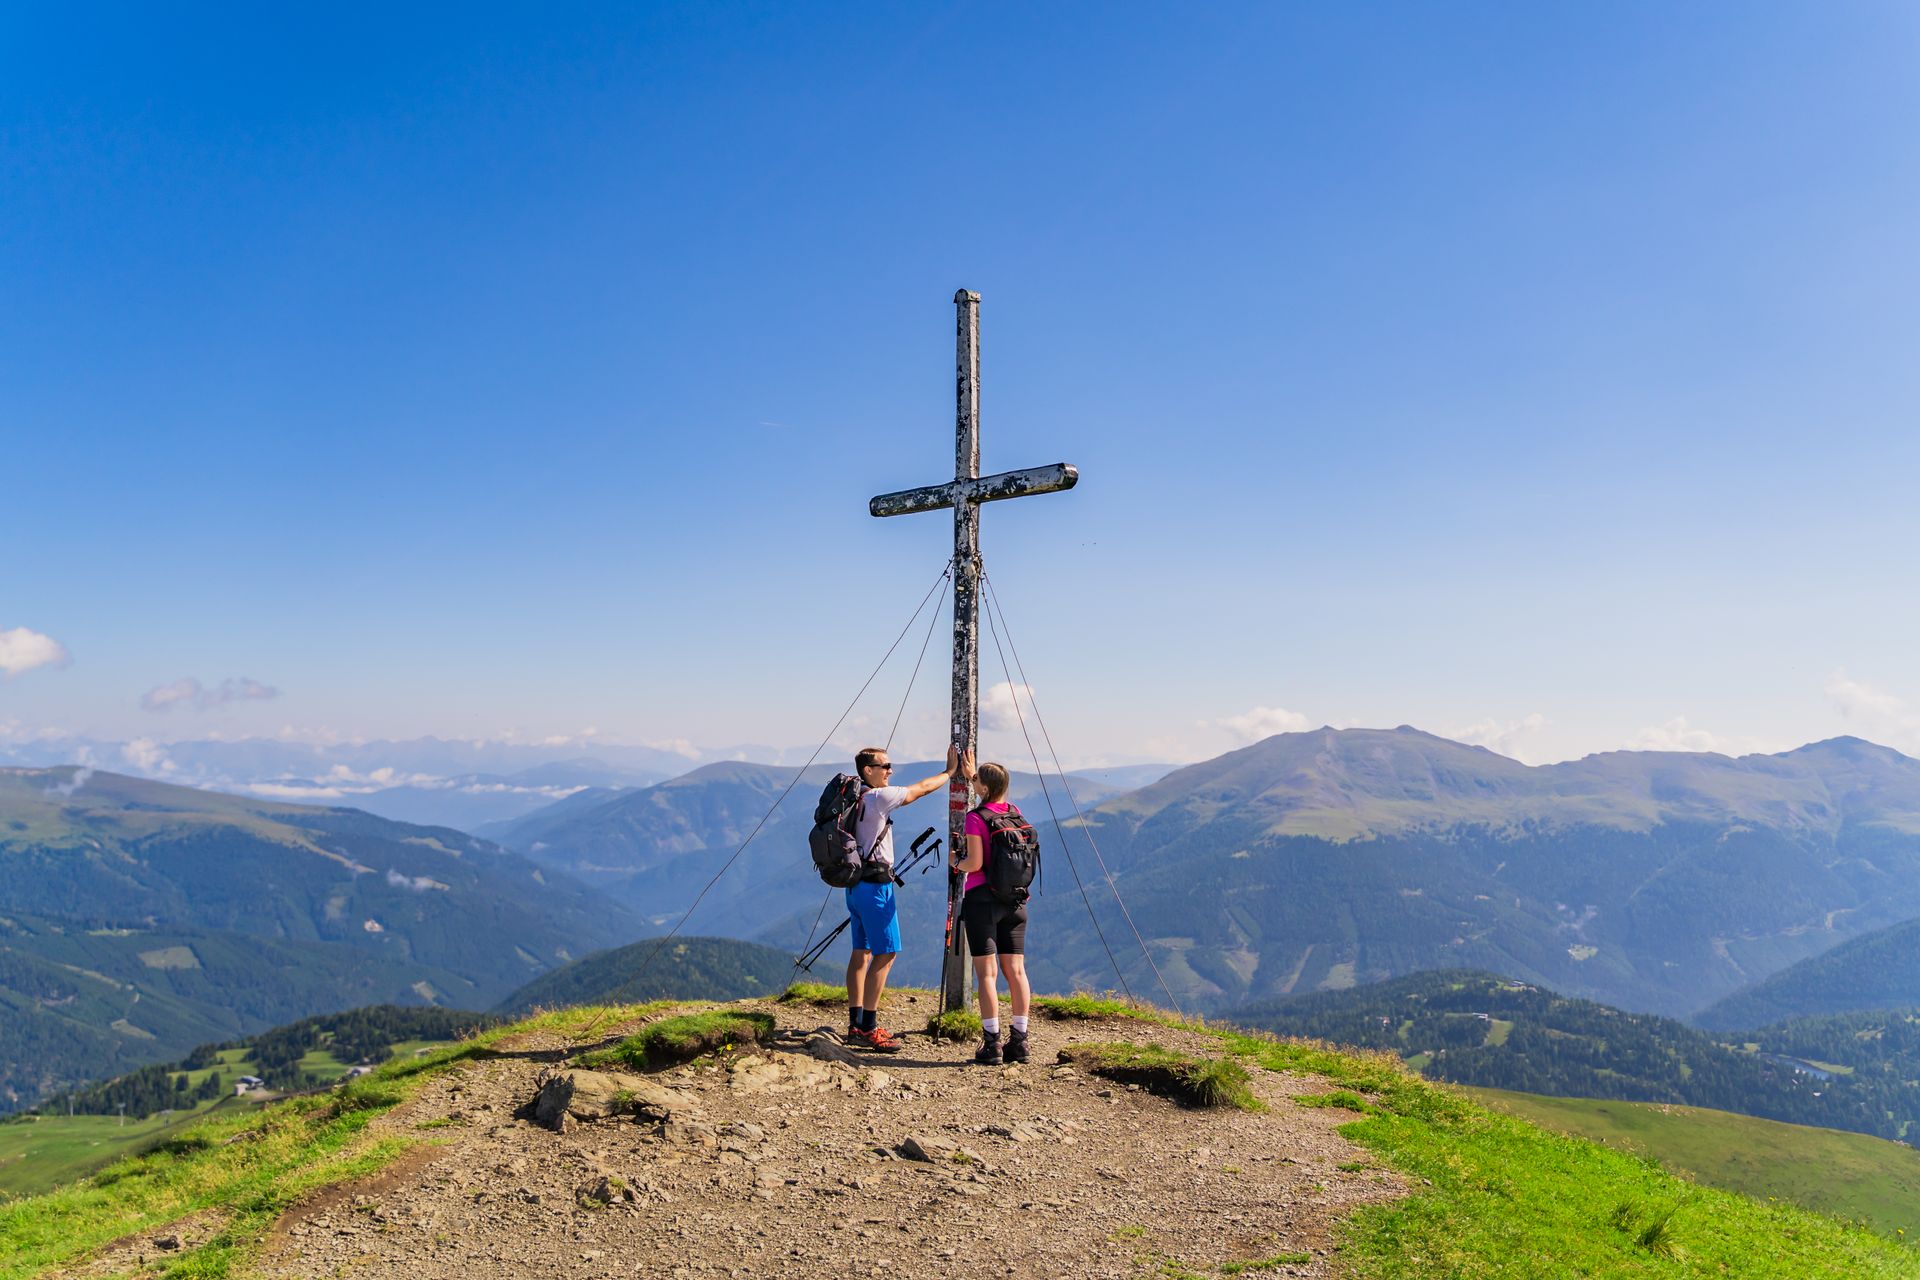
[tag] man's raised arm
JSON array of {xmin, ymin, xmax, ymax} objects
[{"xmin": 901, "ymin": 744, "xmax": 969, "ymax": 803}]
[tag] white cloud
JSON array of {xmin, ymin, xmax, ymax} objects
[
  {"xmin": 0, "ymin": 628, "xmax": 69, "ymax": 678},
  {"xmin": 1825, "ymin": 669, "xmax": 1920, "ymax": 748},
  {"xmin": 245, "ymin": 782, "xmax": 347, "ymax": 800},
  {"xmin": 121, "ymin": 738, "xmax": 177, "ymax": 774},
  {"xmin": 142, "ymin": 676, "xmax": 281, "ymax": 713},
  {"xmin": 983, "ymin": 682, "xmax": 1035, "ymax": 733},
  {"xmin": 1452, "ymin": 713, "xmax": 1548, "ymax": 763},
  {"xmin": 1627, "ymin": 717, "xmax": 1729, "ymax": 754},
  {"xmin": 1211, "ymin": 705, "xmax": 1311, "ymax": 744},
  {"xmin": 385, "ymin": 869, "xmax": 448, "ymax": 892},
  {"xmin": 44, "ymin": 766, "xmax": 93, "ymax": 797},
  {"xmin": 644, "ymin": 737, "xmax": 702, "ymax": 760}
]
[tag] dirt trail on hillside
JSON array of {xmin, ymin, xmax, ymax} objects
[{"xmin": 244, "ymin": 997, "xmax": 1403, "ymax": 1280}]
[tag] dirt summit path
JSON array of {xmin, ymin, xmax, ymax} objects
[{"xmin": 246, "ymin": 995, "xmax": 1403, "ymax": 1280}]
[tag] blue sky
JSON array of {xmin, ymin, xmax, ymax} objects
[{"xmin": 4, "ymin": 3, "xmax": 1920, "ymax": 768}]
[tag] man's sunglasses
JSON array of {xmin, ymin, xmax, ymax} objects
[{"xmin": 871, "ymin": 763, "xmax": 893, "ymax": 772}]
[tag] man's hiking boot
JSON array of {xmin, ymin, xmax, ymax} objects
[
  {"xmin": 850, "ymin": 1025, "xmax": 904, "ymax": 1054},
  {"xmin": 1003, "ymin": 1027, "xmax": 1030, "ymax": 1064},
  {"xmin": 974, "ymin": 1031, "xmax": 1003, "ymax": 1066}
]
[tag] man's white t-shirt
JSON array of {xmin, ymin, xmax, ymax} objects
[{"xmin": 855, "ymin": 786, "xmax": 912, "ymax": 871}]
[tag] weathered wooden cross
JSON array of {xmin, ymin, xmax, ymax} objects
[{"xmin": 869, "ymin": 290, "xmax": 1078, "ymax": 1012}]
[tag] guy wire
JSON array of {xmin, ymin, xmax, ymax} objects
[
  {"xmin": 983, "ymin": 571, "xmax": 1184, "ymax": 1017},
  {"xmin": 793, "ymin": 569, "xmax": 950, "ymax": 980},
  {"xmin": 980, "ymin": 580, "xmax": 1135, "ymax": 1003},
  {"xmin": 613, "ymin": 558, "xmax": 955, "ymax": 1024}
]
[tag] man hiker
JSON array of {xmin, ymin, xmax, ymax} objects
[
  {"xmin": 845, "ymin": 742, "xmax": 968, "ymax": 1051},
  {"xmin": 951, "ymin": 760, "xmax": 1035, "ymax": 1065}
]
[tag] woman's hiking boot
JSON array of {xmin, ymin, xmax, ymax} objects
[
  {"xmin": 851, "ymin": 1025, "xmax": 904, "ymax": 1054},
  {"xmin": 1003, "ymin": 1027, "xmax": 1030, "ymax": 1064},
  {"xmin": 973, "ymin": 1031, "xmax": 1003, "ymax": 1066}
]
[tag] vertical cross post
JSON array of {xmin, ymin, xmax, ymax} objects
[
  {"xmin": 868, "ymin": 290, "xmax": 1079, "ymax": 1015},
  {"xmin": 945, "ymin": 291, "xmax": 983, "ymax": 1012}
]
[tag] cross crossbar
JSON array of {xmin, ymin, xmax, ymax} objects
[{"xmin": 869, "ymin": 462, "xmax": 1078, "ymax": 518}]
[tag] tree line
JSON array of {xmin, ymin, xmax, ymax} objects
[{"xmin": 29, "ymin": 1005, "xmax": 496, "ymax": 1120}]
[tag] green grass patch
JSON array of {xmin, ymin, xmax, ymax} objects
[
  {"xmin": 0, "ymin": 1027, "xmax": 508, "ymax": 1280},
  {"xmin": 1034, "ymin": 992, "xmax": 1170, "ymax": 1022},
  {"xmin": 1220, "ymin": 1253, "xmax": 1312, "ymax": 1274},
  {"xmin": 1056, "ymin": 1042, "xmax": 1262, "ymax": 1111},
  {"xmin": 514, "ymin": 1000, "xmax": 678, "ymax": 1043},
  {"xmin": 1467, "ymin": 1086, "xmax": 1920, "ymax": 1241},
  {"xmin": 777, "ymin": 981, "xmax": 844, "ymax": 1006},
  {"xmin": 925, "ymin": 1008, "xmax": 983, "ymax": 1041},
  {"xmin": 1294, "ymin": 1089, "xmax": 1378, "ymax": 1115},
  {"xmin": 577, "ymin": 1010, "xmax": 773, "ymax": 1070}
]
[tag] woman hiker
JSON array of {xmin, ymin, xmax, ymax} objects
[{"xmin": 952, "ymin": 760, "xmax": 1036, "ymax": 1065}]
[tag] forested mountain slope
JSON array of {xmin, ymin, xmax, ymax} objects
[
  {"xmin": 0, "ymin": 767, "xmax": 639, "ymax": 1107},
  {"xmin": 1230, "ymin": 970, "xmax": 1920, "ymax": 1142},
  {"xmin": 1695, "ymin": 917, "xmax": 1920, "ymax": 1029}
]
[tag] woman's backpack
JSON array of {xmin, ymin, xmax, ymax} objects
[{"xmin": 975, "ymin": 804, "xmax": 1040, "ymax": 904}]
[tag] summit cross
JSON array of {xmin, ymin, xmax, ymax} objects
[{"xmin": 869, "ymin": 289, "xmax": 1078, "ymax": 1013}]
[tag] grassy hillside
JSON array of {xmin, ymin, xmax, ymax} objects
[
  {"xmin": 1468, "ymin": 1087, "xmax": 1920, "ymax": 1239},
  {"xmin": 0, "ymin": 1006, "xmax": 486, "ymax": 1199},
  {"xmin": 0, "ymin": 1095, "xmax": 272, "ymax": 1202},
  {"xmin": 1697, "ymin": 917, "xmax": 1920, "ymax": 1029},
  {"xmin": 1, "ymin": 994, "xmax": 1915, "ymax": 1278}
]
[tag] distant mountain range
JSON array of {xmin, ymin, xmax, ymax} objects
[
  {"xmin": 1042, "ymin": 728, "xmax": 1920, "ymax": 1018},
  {"xmin": 467, "ymin": 728, "xmax": 1920, "ymax": 1020},
  {"xmin": 0, "ymin": 736, "xmax": 690, "ymax": 833},
  {"xmin": 0, "ymin": 766, "xmax": 641, "ymax": 1108},
  {"xmin": 0, "ymin": 733, "xmax": 1176, "ymax": 836}
]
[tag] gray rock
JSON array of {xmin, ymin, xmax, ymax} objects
[
  {"xmin": 806, "ymin": 1032, "xmax": 861, "ymax": 1066},
  {"xmin": 530, "ymin": 1069, "xmax": 699, "ymax": 1131},
  {"xmin": 898, "ymin": 1134, "xmax": 955, "ymax": 1162}
]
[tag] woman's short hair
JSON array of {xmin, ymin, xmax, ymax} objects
[{"xmin": 976, "ymin": 761, "xmax": 1010, "ymax": 802}]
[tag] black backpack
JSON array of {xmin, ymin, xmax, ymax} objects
[
  {"xmin": 975, "ymin": 804, "xmax": 1040, "ymax": 904},
  {"xmin": 808, "ymin": 775, "xmax": 886, "ymax": 888}
]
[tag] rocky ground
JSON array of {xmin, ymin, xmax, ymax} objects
[{"xmin": 163, "ymin": 995, "xmax": 1405, "ymax": 1279}]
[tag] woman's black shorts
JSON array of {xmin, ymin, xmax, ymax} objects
[{"xmin": 961, "ymin": 888, "xmax": 1027, "ymax": 957}]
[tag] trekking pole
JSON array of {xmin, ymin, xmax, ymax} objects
[{"xmin": 795, "ymin": 918, "xmax": 852, "ymax": 973}]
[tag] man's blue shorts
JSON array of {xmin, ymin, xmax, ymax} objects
[{"xmin": 845, "ymin": 879, "xmax": 900, "ymax": 956}]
